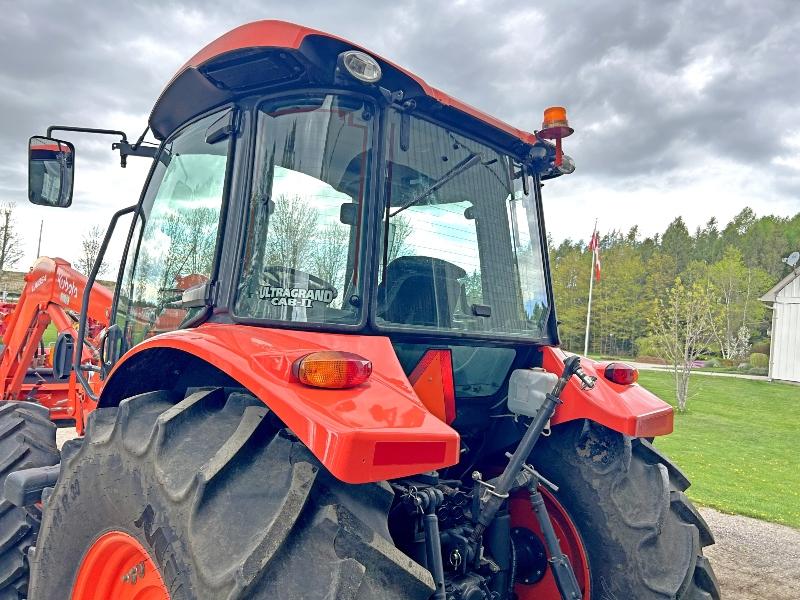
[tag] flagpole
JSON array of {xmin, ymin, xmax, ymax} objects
[{"xmin": 583, "ymin": 221, "xmax": 597, "ymax": 356}]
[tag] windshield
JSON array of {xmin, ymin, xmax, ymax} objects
[
  {"xmin": 378, "ymin": 111, "xmax": 549, "ymax": 338},
  {"xmin": 235, "ymin": 94, "xmax": 373, "ymax": 325}
]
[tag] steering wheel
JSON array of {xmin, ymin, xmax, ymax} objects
[{"xmin": 261, "ymin": 266, "xmax": 337, "ymax": 299}]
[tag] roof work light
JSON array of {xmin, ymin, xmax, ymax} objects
[{"xmin": 338, "ymin": 50, "xmax": 382, "ymax": 84}]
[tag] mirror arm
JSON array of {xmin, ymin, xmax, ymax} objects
[
  {"xmin": 112, "ymin": 141, "xmax": 159, "ymax": 166},
  {"xmin": 44, "ymin": 125, "xmax": 154, "ymax": 168},
  {"xmin": 74, "ymin": 204, "xmax": 139, "ymax": 402},
  {"xmin": 46, "ymin": 125, "xmax": 127, "ymax": 140}
]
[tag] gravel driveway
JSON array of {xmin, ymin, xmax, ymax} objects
[
  {"xmin": 54, "ymin": 430, "xmax": 798, "ymax": 597},
  {"xmin": 700, "ymin": 507, "xmax": 800, "ymax": 599}
]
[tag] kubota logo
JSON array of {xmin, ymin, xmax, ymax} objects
[
  {"xmin": 57, "ymin": 274, "xmax": 78, "ymax": 297},
  {"xmin": 30, "ymin": 275, "xmax": 47, "ymax": 292}
]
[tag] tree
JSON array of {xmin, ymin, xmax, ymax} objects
[
  {"xmin": 156, "ymin": 207, "xmax": 220, "ymax": 291},
  {"xmin": 661, "ymin": 217, "xmax": 692, "ymax": 274},
  {"xmin": 313, "ymin": 223, "xmax": 349, "ymax": 306},
  {"xmin": 0, "ymin": 203, "xmax": 24, "ymax": 287},
  {"xmin": 387, "ymin": 214, "xmax": 413, "ymax": 261},
  {"xmin": 591, "ymin": 231, "xmax": 646, "ymax": 356},
  {"xmin": 707, "ymin": 246, "xmax": 771, "ymax": 359},
  {"xmin": 649, "ymin": 278, "xmax": 715, "ymax": 411},
  {"xmin": 692, "ymin": 217, "xmax": 722, "ymax": 263},
  {"xmin": 76, "ymin": 225, "xmax": 108, "ymax": 277},
  {"xmin": 549, "ymin": 239, "xmax": 590, "ymax": 351},
  {"xmin": 182, "ymin": 206, "xmax": 219, "ymax": 275},
  {"xmin": 462, "ymin": 270, "xmax": 483, "ymax": 305},
  {"xmin": 265, "ymin": 194, "xmax": 319, "ymax": 271}
]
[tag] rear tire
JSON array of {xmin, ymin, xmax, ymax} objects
[
  {"xmin": 533, "ymin": 420, "xmax": 721, "ymax": 599},
  {"xmin": 0, "ymin": 402, "xmax": 59, "ymax": 600},
  {"xmin": 29, "ymin": 388, "xmax": 434, "ymax": 599}
]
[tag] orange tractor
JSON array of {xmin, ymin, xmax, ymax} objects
[{"xmin": 0, "ymin": 21, "xmax": 719, "ymax": 600}]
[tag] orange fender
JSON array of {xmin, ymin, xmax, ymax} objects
[
  {"xmin": 542, "ymin": 347, "xmax": 674, "ymax": 437},
  {"xmin": 104, "ymin": 323, "xmax": 460, "ymax": 484}
]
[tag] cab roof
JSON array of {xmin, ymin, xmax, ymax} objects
[{"xmin": 149, "ymin": 20, "xmax": 538, "ymax": 153}]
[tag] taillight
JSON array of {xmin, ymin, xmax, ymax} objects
[
  {"xmin": 293, "ymin": 351, "xmax": 372, "ymax": 389},
  {"xmin": 604, "ymin": 362, "xmax": 638, "ymax": 385}
]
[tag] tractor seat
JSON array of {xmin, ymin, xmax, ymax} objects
[{"xmin": 378, "ymin": 256, "xmax": 467, "ymax": 328}]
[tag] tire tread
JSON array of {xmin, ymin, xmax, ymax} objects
[{"xmin": 0, "ymin": 402, "xmax": 59, "ymax": 599}]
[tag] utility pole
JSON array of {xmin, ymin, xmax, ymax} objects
[
  {"xmin": 36, "ymin": 220, "xmax": 43, "ymax": 257},
  {"xmin": 583, "ymin": 220, "xmax": 598, "ymax": 356}
]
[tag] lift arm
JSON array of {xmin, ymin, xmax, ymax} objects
[{"xmin": 0, "ymin": 257, "xmax": 111, "ymax": 407}]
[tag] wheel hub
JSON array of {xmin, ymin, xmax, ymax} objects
[
  {"xmin": 509, "ymin": 488, "xmax": 591, "ymax": 599},
  {"xmin": 511, "ymin": 526, "xmax": 548, "ymax": 585},
  {"xmin": 71, "ymin": 531, "xmax": 168, "ymax": 600}
]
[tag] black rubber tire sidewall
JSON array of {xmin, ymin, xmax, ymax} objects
[
  {"xmin": 29, "ymin": 445, "xmax": 193, "ymax": 599},
  {"xmin": 532, "ymin": 419, "xmax": 717, "ymax": 600},
  {"xmin": 0, "ymin": 402, "xmax": 59, "ymax": 600}
]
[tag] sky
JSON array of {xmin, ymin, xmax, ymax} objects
[{"xmin": 1, "ymin": 0, "xmax": 799, "ymax": 271}]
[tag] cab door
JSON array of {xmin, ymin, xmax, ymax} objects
[{"xmin": 113, "ymin": 109, "xmax": 234, "ymax": 350}]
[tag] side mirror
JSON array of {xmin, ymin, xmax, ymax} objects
[
  {"xmin": 28, "ymin": 136, "xmax": 74, "ymax": 208},
  {"xmin": 339, "ymin": 202, "xmax": 358, "ymax": 225}
]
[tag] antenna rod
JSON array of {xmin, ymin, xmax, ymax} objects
[{"xmin": 36, "ymin": 220, "xmax": 43, "ymax": 257}]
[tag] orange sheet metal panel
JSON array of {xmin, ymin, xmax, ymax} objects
[
  {"xmin": 106, "ymin": 324, "xmax": 460, "ymax": 484},
  {"xmin": 542, "ymin": 346, "xmax": 674, "ymax": 437}
]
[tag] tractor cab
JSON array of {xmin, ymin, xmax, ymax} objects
[{"xmin": 26, "ymin": 21, "xmax": 574, "ymax": 404}]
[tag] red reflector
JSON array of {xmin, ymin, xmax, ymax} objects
[
  {"xmin": 634, "ymin": 407, "xmax": 674, "ymax": 437},
  {"xmin": 294, "ymin": 351, "xmax": 372, "ymax": 389},
  {"xmin": 408, "ymin": 349, "xmax": 456, "ymax": 424},
  {"xmin": 604, "ymin": 362, "xmax": 638, "ymax": 385},
  {"xmin": 373, "ymin": 441, "xmax": 447, "ymax": 466}
]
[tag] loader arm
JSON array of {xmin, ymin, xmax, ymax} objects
[{"xmin": 0, "ymin": 257, "xmax": 111, "ymax": 426}]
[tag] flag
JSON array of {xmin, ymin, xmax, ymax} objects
[
  {"xmin": 588, "ymin": 229, "xmax": 601, "ymax": 281},
  {"xmin": 594, "ymin": 246, "xmax": 601, "ymax": 281},
  {"xmin": 588, "ymin": 229, "xmax": 598, "ymax": 251}
]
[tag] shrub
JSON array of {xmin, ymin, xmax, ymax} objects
[
  {"xmin": 705, "ymin": 358, "xmax": 721, "ymax": 368},
  {"xmin": 737, "ymin": 362, "xmax": 750, "ymax": 371},
  {"xmin": 634, "ymin": 336, "xmax": 661, "ymax": 358},
  {"xmin": 747, "ymin": 367, "xmax": 768, "ymax": 376},
  {"xmin": 752, "ymin": 342, "xmax": 770, "ymax": 355},
  {"xmin": 749, "ymin": 352, "xmax": 769, "ymax": 369}
]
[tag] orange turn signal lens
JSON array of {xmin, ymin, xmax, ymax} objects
[
  {"xmin": 604, "ymin": 362, "xmax": 639, "ymax": 385},
  {"xmin": 294, "ymin": 351, "xmax": 372, "ymax": 389}
]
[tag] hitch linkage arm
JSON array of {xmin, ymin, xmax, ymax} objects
[{"xmin": 470, "ymin": 355, "xmax": 593, "ymax": 600}]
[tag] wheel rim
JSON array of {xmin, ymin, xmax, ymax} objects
[
  {"xmin": 71, "ymin": 531, "xmax": 169, "ymax": 600},
  {"xmin": 509, "ymin": 488, "xmax": 591, "ymax": 600}
]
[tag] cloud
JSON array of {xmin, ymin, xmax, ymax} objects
[{"xmin": 0, "ymin": 0, "xmax": 798, "ymax": 268}]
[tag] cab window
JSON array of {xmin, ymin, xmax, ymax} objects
[
  {"xmin": 234, "ymin": 94, "xmax": 373, "ymax": 325},
  {"xmin": 116, "ymin": 110, "xmax": 231, "ymax": 347}
]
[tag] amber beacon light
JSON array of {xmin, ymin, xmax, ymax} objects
[
  {"xmin": 294, "ymin": 351, "xmax": 373, "ymax": 389},
  {"xmin": 538, "ymin": 106, "xmax": 574, "ymax": 167}
]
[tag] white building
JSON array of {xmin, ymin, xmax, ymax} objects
[{"xmin": 760, "ymin": 268, "xmax": 800, "ymax": 383}]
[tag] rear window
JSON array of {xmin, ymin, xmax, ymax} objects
[{"xmin": 394, "ymin": 343, "xmax": 515, "ymax": 398}]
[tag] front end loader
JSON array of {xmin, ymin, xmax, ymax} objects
[{"xmin": 0, "ymin": 20, "xmax": 719, "ymax": 600}]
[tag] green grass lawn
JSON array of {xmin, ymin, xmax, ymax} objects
[
  {"xmin": 638, "ymin": 371, "xmax": 800, "ymax": 528},
  {"xmin": 41, "ymin": 324, "xmax": 58, "ymax": 346},
  {"xmin": 0, "ymin": 324, "xmax": 58, "ymax": 347}
]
